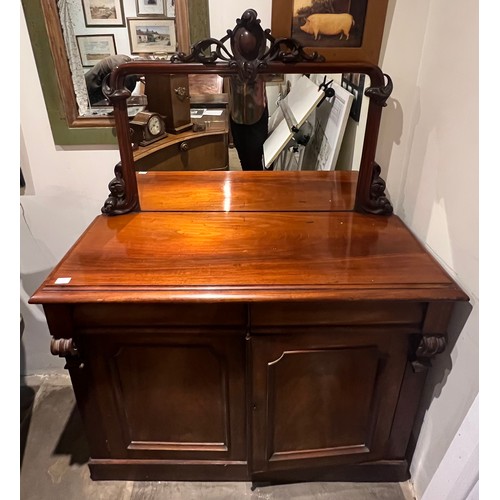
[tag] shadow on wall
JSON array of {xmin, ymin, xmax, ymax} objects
[
  {"xmin": 21, "ymin": 270, "xmax": 65, "ymax": 376},
  {"xmin": 376, "ymin": 94, "xmax": 405, "ymax": 209},
  {"xmin": 406, "ymin": 300, "xmax": 473, "ymax": 463}
]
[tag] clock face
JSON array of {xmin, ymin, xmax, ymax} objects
[{"xmin": 147, "ymin": 115, "xmax": 162, "ymax": 136}]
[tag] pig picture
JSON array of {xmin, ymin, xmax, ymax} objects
[{"xmin": 300, "ymin": 13, "xmax": 355, "ymax": 41}]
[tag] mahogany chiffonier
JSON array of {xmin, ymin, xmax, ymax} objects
[{"xmin": 30, "ymin": 11, "xmax": 468, "ymax": 483}]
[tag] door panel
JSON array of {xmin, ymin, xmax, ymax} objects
[
  {"xmin": 268, "ymin": 347, "xmax": 379, "ymax": 461},
  {"xmin": 251, "ymin": 331, "xmax": 408, "ymax": 474},
  {"xmin": 84, "ymin": 332, "xmax": 246, "ymax": 462}
]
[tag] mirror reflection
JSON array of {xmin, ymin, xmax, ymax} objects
[
  {"xmin": 57, "ymin": 0, "xmax": 183, "ymax": 119},
  {"xmin": 130, "ymin": 72, "xmax": 370, "ymax": 175},
  {"xmin": 55, "ymin": 3, "xmax": 369, "ymax": 175}
]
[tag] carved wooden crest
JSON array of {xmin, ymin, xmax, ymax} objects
[{"xmin": 102, "ymin": 9, "xmax": 394, "ymax": 216}]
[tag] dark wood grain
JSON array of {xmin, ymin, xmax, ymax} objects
[
  {"xmin": 250, "ymin": 331, "xmax": 408, "ymax": 475},
  {"xmin": 30, "ymin": 210, "xmax": 468, "ymax": 304},
  {"xmin": 135, "ymin": 135, "xmax": 228, "ymax": 173},
  {"xmin": 137, "ymin": 171, "xmax": 357, "ymax": 212}
]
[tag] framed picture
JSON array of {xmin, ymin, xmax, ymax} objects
[
  {"xmin": 136, "ymin": 0, "xmax": 167, "ymax": 17},
  {"xmin": 81, "ymin": 0, "xmax": 125, "ymax": 27},
  {"xmin": 77, "ymin": 34, "xmax": 117, "ymax": 67},
  {"xmin": 127, "ymin": 18, "xmax": 177, "ymax": 54},
  {"xmin": 271, "ymin": 0, "xmax": 390, "ymax": 64}
]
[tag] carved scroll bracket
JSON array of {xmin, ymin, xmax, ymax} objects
[
  {"xmin": 364, "ymin": 162, "xmax": 393, "ymax": 215},
  {"xmin": 411, "ymin": 334, "xmax": 447, "ymax": 373},
  {"xmin": 102, "ymin": 162, "xmax": 139, "ymax": 215}
]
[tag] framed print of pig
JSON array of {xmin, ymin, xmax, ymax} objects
[{"xmin": 271, "ymin": 0, "xmax": 390, "ymax": 64}]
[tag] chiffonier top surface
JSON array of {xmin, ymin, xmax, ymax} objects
[{"xmin": 30, "ymin": 173, "xmax": 467, "ymax": 304}]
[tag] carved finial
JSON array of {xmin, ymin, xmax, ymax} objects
[{"xmin": 365, "ymin": 74, "xmax": 393, "ymax": 107}]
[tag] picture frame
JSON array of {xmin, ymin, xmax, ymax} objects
[
  {"xmin": 271, "ymin": 0, "xmax": 390, "ymax": 64},
  {"xmin": 135, "ymin": 0, "xmax": 167, "ymax": 18},
  {"xmin": 81, "ymin": 0, "xmax": 125, "ymax": 27},
  {"xmin": 76, "ymin": 34, "xmax": 117, "ymax": 68},
  {"xmin": 127, "ymin": 18, "xmax": 177, "ymax": 54}
]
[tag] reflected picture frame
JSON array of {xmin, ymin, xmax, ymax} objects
[
  {"xmin": 127, "ymin": 17, "xmax": 177, "ymax": 54},
  {"xmin": 77, "ymin": 34, "xmax": 117, "ymax": 67},
  {"xmin": 271, "ymin": 0, "xmax": 390, "ymax": 64},
  {"xmin": 81, "ymin": 0, "xmax": 125, "ymax": 27},
  {"xmin": 136, "ymin": 0, "xmax": 167, "ymax": 18}
]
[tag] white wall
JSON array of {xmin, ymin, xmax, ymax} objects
[
  {"xmin": 378, "ymin": 0, "xmax": 478, "ymax": 497},
  {"xmin": 20, "ymin": 1, "xmax": 479, "ymax": 496},
  {"xmin": 20, "ymin": 10, "xmax": 120, "ymax": 374},
  {"xmin": 208, "ymin": 0, "xmax": 271, "ymax": 40}
]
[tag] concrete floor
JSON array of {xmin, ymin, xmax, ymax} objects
[{"xmin": 20, "ymin": 374, "xmax": 416, "ymax": 500}]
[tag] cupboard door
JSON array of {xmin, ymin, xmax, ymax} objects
[
  {"xmin": 83, "ymin": 332, "xmax": 246, "ymax": 463},
  {"xmin": 250, "ymin": 331, "xmax": 408, "ymax": 475}
]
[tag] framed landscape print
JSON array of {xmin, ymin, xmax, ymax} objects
[
  {"xmin": 271, "ymin": 0, "xmax": 390, "ymax": 63},
  {"xmin": 127, "ymin": 18, "xmax": 177, "ymax": 54},
  {"xmin": 136, "ymin": 0, "xmax": 167, "ymax": 17},
  {"xmin": 81, "ymin": 0, "xmax": 125, "ymax": 27},
  {"xmin": 77, "ymin": 34, "xmax": 117, "ymax": 67}
]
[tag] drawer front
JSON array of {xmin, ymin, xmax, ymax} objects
[
  {"xmin": 72, "ymin": 303, "xmax": 246, "ymax": 330},
  {"xmin": 251, "ymin": 301, "xmax": 425, "ymax": 331},
  {"xmin": 135, "ymin": 134, "xmax": 228, "ymax": 172}
]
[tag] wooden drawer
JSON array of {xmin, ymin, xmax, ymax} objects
[
  {"xmin": 250, "ymin": 301, "xmax": 425, "ymax": 331},
  {"xmin": 135, "ymin": 133, "xmax": 228, "ymax": 172},
  {"xmin": 71, "ymin": 303, "xmax": 247, "ymax": 330}
]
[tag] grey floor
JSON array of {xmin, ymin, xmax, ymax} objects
[{"xmin": 20, "ymin": 374, "xmax": 416, "ymax": 500}]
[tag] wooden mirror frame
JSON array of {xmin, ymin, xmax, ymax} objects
[
  {"xmin": 21, "ymin": 0, "xmax": 198, "ymax": 145},
  {"xmin": 102, "ymin": 9, "xmax": 393, "ymax": 217}
]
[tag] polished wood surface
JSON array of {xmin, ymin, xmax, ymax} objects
[
  {"xmin": 133, "ymin": 111, "xmax": 228, "ymax": 163},
  {"xmin": 83, "ymin": 332, "xmax": 247, "ymax": 461},
  {"xmin": 251, "ymin": 331, "xmax": 407, "ymax": 473},
  {"xmin": 28, "ymin": 8, "xmax": 469, "ymax": 483},
  {"xmin": 30, "ymin": 90, "xmax": 468, "ymax": 482},
  {"xmin": 31, "ymin": 209, "xmax": 466, "ymax": 304},
  {"xmin": 137, "ymin": 171, "xmax": 357, "ymax": 212}
]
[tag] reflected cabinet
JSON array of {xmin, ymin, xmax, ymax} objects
[{"xmin": 30, "ymin": 10, "xmax": 468, "ymax": 483}]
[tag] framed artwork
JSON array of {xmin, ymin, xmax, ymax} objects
[
  {"xmin": 127, "ymin": 18, "xmax": 177, "ymax": 54},
  {"xmin": 341, "ymin": 72, "xmax": 365, "ymax": 122},
  {"xmin": 81, "ymin": 0, "xmax": 125, "ymax": 27},
  {"xmin": 77, "ymin": 35, "xmax": 117, "ymax": 67},
  {"xmin": 136, "ymin": 0, "xmax": 167, "ymax": 17},
  {"xmin": 271, "ymin": 0, "xmax": 390, "ymax": 64}
]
